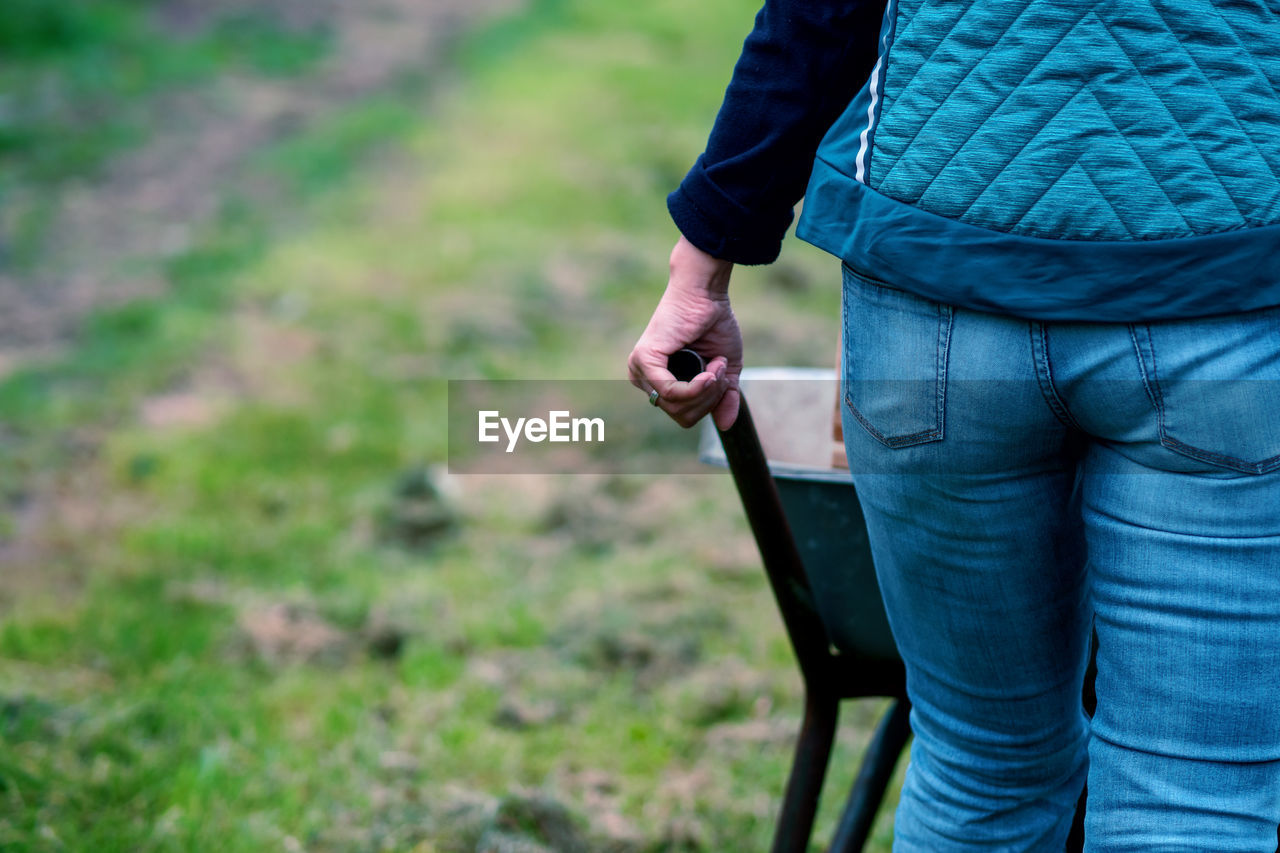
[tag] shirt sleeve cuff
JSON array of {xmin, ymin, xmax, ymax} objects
[{"xmin": 666, "ymin": 157, "xmax": 795, "ymax": 266}]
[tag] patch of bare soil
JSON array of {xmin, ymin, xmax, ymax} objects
[
  {"xmin": 0, "ymin": 0, "xmax": 518, "ymax": 370},
  {"xmin": 236, "ymin": 601, "xmax": 354, "ymax": 665},
  {"xmin": 0, "ymin": 460, "xmax": 142, "ymax": 614},
  {"xmin": 364, "ymin": 785, "xmax": 682, "ymax": 853}
]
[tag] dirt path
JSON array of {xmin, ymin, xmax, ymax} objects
[
  {"xmin": 0, "ymin": 0, "xmax": 517, "ymax": 594},
  {"xmin": 0, "ymin": 0, "xmax": 516, "ymax": 374}
]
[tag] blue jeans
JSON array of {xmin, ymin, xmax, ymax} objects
[{"xmin": 839, "ymin": 263, "xmax": 1280, "ymax": 852}]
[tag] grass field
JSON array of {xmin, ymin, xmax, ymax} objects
[{"xmin": 0, "ymin": 1, "xmax": 904, "ymax": 849}]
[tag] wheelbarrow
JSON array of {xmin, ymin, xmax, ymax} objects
[{"xmin": 679, "ymin": 360, "xmax": 1091, "ymax": 852}]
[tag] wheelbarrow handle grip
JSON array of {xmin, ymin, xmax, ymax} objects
[
  {"xmin": 665, "ymin": 348, "xmax": 768, "ymax": 446},
  {"xmin": 664, "ymin": 349, "xmax": 763, "ymax": 468}
]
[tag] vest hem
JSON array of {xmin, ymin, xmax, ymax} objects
[{"xmin": 797, "ymin": 156, "xmax": 1280, "ymax": 321}]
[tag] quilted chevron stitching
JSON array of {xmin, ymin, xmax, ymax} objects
[
  {"xmin": 869, "ymin": 0, "xmax": 1280, "ymax": 240},
  {"xmin": 878, "ymin": 0, "xmax": 982, "ymax": 120},
  {"xmin": 879, "ymin": 5, "xmax": 1095, "ymax": 197},
  {"xmin": 960, "ymin": 84, "xmax": 1094, "ymax": 220},
  {"xmin": 876, "ymin": 1, "xmax": 1083, "ymax": 184},
  {"xmin": 1204, "ymin": 2, "xmax": 1280, "ymax": 94},
  {"xmin": 1082, "ymin": 89, "xmax": 1195, "ymax": 233},
  {"xmin": 1006, "ymin": 156, "xmax": 1090, "ymax": 234},
  {"xmin": 1137, "ymin": 3, "xmax": 1280, "ymax": 188},
  {"xmin": 1176, "ymin": 4, "xmax": 1280, "ymax": 183},
  {"xmin": 1089, "ymin": 11, "xmax": 1249, "ymax": 227},
  {"xmin": 990, "ymin": 149, "xmax": 1147, "ymax": 241}
]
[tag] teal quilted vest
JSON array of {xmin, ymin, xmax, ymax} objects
[{"xmin": 796, "ymin": 0, "xmax": 1280, "ymax": 320}]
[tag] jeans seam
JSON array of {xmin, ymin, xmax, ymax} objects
[
  {"xmin": 1136, "ymin": 322, "xmax": 1280, "ymax": 474},
  {"xmin": 1128, "ymin": 323, "xmax": 1163, "ymax": 413},
  {"xmin": 841, "ymin": 262, "xmax": 949, "ymax": 449},
  {"xmin": 1031, "ymin": 322, "xmax": 1084, "ymax": 432},
  {"xmin": 936, "ymin": 303, "xmax": 953, "ymax": 441},
  {"xmin": 842, "ymin": 392, "xmax": 944, "ymax": 447}
]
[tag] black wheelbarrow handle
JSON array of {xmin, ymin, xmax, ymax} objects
[{"xmin": 666, "ymin": 351, "xmax": 834, "ymax": 687}]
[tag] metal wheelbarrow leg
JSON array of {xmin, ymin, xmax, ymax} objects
[
  {"xmin": 774, "ymin": 688, "xmax": 911, "ymax": 853},
  {"xmin": 828, "ymin": 697, "xmax": 912, "ymax": 852}
]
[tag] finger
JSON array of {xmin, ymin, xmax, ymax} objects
[
  {"xmin": 627, "ymin": 349, "xmax": 651, "ymax": 390},
  {"xmin": 633, "ymin": 345, "xmax": 729, "ymax": 423},
  {"xmin": 634, "ymin": 344, "xmax": 707, "ymax": 395},
  {"xmin": 643, "ymin": 374, "xmax": 710, "ymax": 420},
  {"xmin": 653, "ymin": 362, "xmax": 727, "ymax": 400},
  {"xmin": 629, "ymin": 342, "xmax": 680, "ymax": 389},
  {"xmin": 681, "ymin": 361, "xmax": 730, "ymax": 409},
  {"xmin": 659, "ymin": 379, "xmax": 721, "ymax": 413},
  {"xmin": 654, "ymin": 376, "xmax": 701, "ymax": 402},
  {"xmin": 664, "ymin": 371, "xmax": 733, "ymax": 428},
  {"xmin": 711, "ymin": 387, "xmax": 741, "ymax": 431},
  {"xmin": 630, "ymin": 354, "xmax": 677, "ymax": 401},
  {"xmin": 635, "ymin": 341, "xmax": 729, "ymax": 388},
  {"xmin": 653, "ymin": 395, "xmax": 704, "ymax": 429},
  {"xmin": 634, "ymin": 355, "xmax": 679, "ymax": 394},
  {"xmin": 667, "ymin": 401, "xmax": 714, "ymax": 429}
]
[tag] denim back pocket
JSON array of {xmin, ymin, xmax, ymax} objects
[
  {"xmin": 841, "ymin": 263, "xmax": 953, "ymax": 448},
  {"xmin": 1132, "ymin": 311, "xmax": 1280, "ymax": 475}
]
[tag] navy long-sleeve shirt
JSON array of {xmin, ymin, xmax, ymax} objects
[{"xmin": 667, "ymin": 0, "xmax": 888, "ymax": 265}]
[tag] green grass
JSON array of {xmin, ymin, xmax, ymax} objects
[{"xmin": 0, "ymin": 0, "xmax": 901, "ymax": 849}]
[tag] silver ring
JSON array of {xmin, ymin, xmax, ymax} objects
[{"xmin": 648, "ymin": 388, "xmax": 661, "ymax": 407}]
